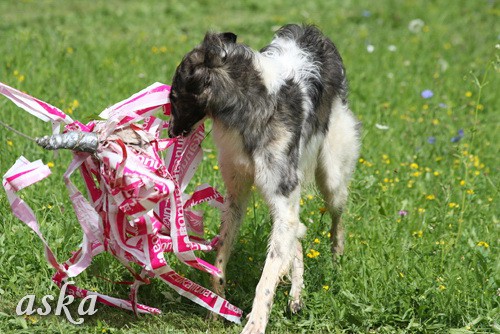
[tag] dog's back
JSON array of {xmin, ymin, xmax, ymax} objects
[
  {"xmin": 255, "ymin": 25, "xmax": 349, "ymax": 146},
  {"xmin": 266, "ymin": 24, "xmax": 348, "ymax": 103}
]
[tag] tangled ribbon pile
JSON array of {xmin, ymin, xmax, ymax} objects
[{"xmin": 0, "ymin": 82, "xmax": 242, "ymax": 323}]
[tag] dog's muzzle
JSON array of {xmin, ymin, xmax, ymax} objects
[{"xmin": 168, "ymin": 126, "xmax": 191, "ymax": 138}]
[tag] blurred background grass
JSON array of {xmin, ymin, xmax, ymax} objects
[{"xmin": 0, "ymin": 0, "xmax": 498, "ymax": 333}]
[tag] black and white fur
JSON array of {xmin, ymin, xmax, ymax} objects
[{"xmin": 168, "ymin": 24, "xmax": 360, "ymax": 334}]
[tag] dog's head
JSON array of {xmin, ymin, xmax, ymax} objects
[{"xmin": 168, "ymin": 32, "xmax": 238, "ymax": 138}]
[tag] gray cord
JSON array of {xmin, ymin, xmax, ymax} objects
[{"xmin": 0, "ymin": 119, "xmax": 36, "ymax": 142}]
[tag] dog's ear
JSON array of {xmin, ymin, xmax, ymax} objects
[
  {"xmin": 202, "ymin": 32, "xmax": 237, "ymax": 68},
  {"xmin": 202, "ymin": 32, "xmax": 237, "ymax": 47},
  {"xmin": 220, "ymin": 32, "xmax": 237, "ymax": 44}
]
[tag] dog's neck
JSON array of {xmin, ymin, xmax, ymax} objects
[{"xmin": 208, "ymin": 48, "xmax": 274, "ymax": 125}]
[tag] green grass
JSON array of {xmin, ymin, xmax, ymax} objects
[{"xmin": 0, "ymin": 0, "xmax": 499, "ymax": 333}]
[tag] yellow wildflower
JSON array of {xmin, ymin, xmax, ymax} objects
[
  {"xmin": 213, "ymin": 165, "xmax": 219, "ymax": 171},
  {"xmin": 25, "ymin": 315, "xmax": 38, "ymax": 324},
  {"xmin": 459, "ymin": 180, "xmax": 466, "ymax": 186},
  {"xmin": 47, "ymin": 162, "xmax": 55, "ymax": 168},
  {"xmin": 314, "ymin": 238, "xmax": 320, "ymax": 244},
  {"xmin": 307, "ymin": 249, "xmax": 320, "ymax": 258},
  {"xmin": 466, "ymin": 189, "xmax": 474, "ymax": 195},
  {"xmin": 477, "ymin": 241, "xmax": 489, "ymax": 248},
  {"xmin": 412, "ymin": 230, "xmax": 423, "ymax": 238},
  {"xmin": 426, "ymin": 194, "xmax": 436, "ymax": 200},
  {"xmin": 448, "ymin": 202, "xmax": 459, "ymax": 208},
  {"xmin": 465, "ymin": 91, "xmax": 472, "ymax": 98},
  {"xmin": 438, "ymin": 285, "xmax": 446, "ymax": 291},
  {"xmin": 410, "ymin": 163, "xmax": 419, "ymax": 169},
  {"xmin": 7, "ymin": 140, "xmax": 13, "ymax": 146},
  {"xmin": 363, "ymin": 160, "xmax": 374, "ymax": 167},
  {"xmin": 433, "ymin": 171, "xmax": 440, "ymax": 176},
  {"xmin": 322, "ymin": 285, "xmax": 329, "ymax": 291}
]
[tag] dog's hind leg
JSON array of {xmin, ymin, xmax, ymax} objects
[{"xmin": 315, "ymin": 103, "xmax": 360, "ymax": 261}]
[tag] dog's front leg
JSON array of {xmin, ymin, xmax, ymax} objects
[
  {"xmin": 242, "ymin": 189, "xmax": 302, "ymax": 334},
  {"xmin": 211, "ymin": 155, "xmax": 253, "ymax": 304},
  {"xmin": 212, "ymin": 192, "xmax": 250, "ymax": 298},
  {"xmin": 288, "ymin": 241, "xmax": 305, "ymax": 313}
]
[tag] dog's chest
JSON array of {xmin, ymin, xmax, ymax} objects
[{"xmin": 212, "ymin": 121, "xmax": 255, "ymax": 176}]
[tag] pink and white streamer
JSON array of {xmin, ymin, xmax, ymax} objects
[{"xmin": 1, "ymin": 82, "xmax": 242, "ymax": 323}]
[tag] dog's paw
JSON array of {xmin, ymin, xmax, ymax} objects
[
  {"xmin": 241, "ymin": 313, "xmax": 267, "ymax": 334},
  {"xmin": 288, "ymin": 298, "xmax": 303, "ymax": 314}
]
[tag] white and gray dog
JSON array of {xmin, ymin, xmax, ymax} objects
[{"xmin": 168, "ymin": 24, "xmax": 360, "ymax": 334}]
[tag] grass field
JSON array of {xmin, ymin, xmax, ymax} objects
[{"xmin": 0, "ymin": 0, "xmax": 499, "ymax": 333}]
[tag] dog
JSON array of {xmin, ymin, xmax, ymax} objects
[{"xmin": 168, "ymin": 24, "xmax": 360, "ymax": 334}]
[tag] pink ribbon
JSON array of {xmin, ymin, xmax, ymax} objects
[{"xmin": 1, "ymin": 82, "xmax": 242, "ymax": 323}]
